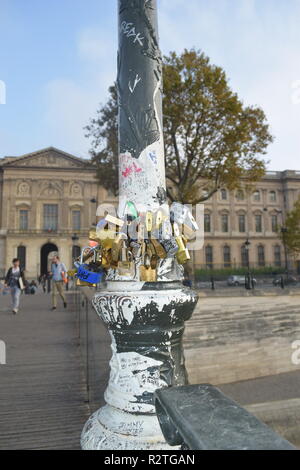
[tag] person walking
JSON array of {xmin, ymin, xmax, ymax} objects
[
  {"xmin": 51, "ymin": 255, "xmax": 67, "ymax": 310},
  {"xmin": 4, "ymin": 258, "xmax": 26, "ymax": 314}
]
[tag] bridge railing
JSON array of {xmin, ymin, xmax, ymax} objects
[{"xmin": 155, "ymin": 385, "xmax": 296, "ymax": 450}]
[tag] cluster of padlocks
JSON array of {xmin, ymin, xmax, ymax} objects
[{"xmin": 74, "ymin": 202, "xmax": 199, "ymax": 286}]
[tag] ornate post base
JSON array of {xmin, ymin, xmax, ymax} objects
[{"xmin": 81, "ymin": 281, "xmax": 198, "ymax": 450}]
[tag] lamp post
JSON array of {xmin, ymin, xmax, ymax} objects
[
  {"xmin": 244, "ymin": 238, "xmax": 251, "ymax": 290},
  {"xmin": 81, "ymin": 0, "xmax": 198, "ymax": 450},
  {"xmin": 281, "ymin": 227, "xmax": 289, "ymax": 277},
  {"xmin": 90, "ymin": 198, "xmax": 98, "ymax": 227},
  {"xmin": 274, "ymin": 209, "xmax": 289, "ymax": 279}
]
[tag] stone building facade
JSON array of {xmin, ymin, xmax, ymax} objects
[
  {"xmin": 0, "ymin": 147, "xmax": 109, "ymax": 279},
  {"xmin": 196, "ymin": 170, "xmax": 300, "ymax": 272},
  {"xmin": 0, "ymin": 146, "xmax": 300, "ymax": 278}
]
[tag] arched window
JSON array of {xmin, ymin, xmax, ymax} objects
[
  {"xmin": 205, "ymin": 245, "xmax": 213, "ymax": 269},
  {"xmin": 223, "ymin": 246, "xmax": 231, "ymax": 268},
  {"xmin": 17, "ymin": 246, "xmax": 26, "ymax": 270},
  {"xmin": 269, "ymin": 191, "xmax": 277, "ymax": 202},
  {"xmin": 72, "ymin": 245, "xmax": 81, "ymax": 261},
  {"xmin": 274, "ymin": 246, "xmax": 281, "ymax": 267},
  {"xmin": 221, "ymin": 189, "xmax": 227, "ymax": 201},
  {"xmin": 258, "ymin": 245, "xmax": 265, "ymax": 267}
]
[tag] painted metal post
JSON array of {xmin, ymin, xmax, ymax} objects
[
  {"xmin": 81, "ymin": 0, "xmax": 198, "ymax": 450},
  {"xmin": 118, "ymin": 0, "xmax": 166, "ymax": 213}
]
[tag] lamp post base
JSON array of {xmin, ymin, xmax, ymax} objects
[
  {"xmin": 81, "ymin": 405, "xmax": 174, "ymax": 450},
  {"xmin": 81, "ymin": 281, "xmax": 198, "ymax": 450}
]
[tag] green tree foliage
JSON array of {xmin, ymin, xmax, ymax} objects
[
  {"xmin": 86, "ymin": 49, "xmax": 273, "ymax": 202},
  {"xmin": 279, "ymin": 198, "xmax": 300, "ymax": 254}
]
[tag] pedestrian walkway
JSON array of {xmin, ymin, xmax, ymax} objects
[{"xmin": 0, "ymin": 290, "xmax": 90, "ymax": 450}]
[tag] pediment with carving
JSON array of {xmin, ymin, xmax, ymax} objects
[{"xmin": 4, "ymin": 148, "xmax": 89, "ymax": 169}]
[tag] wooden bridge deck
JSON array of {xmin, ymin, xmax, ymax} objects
[{"xmin": 0, "ymin": 290, "xmax": 90, "ymax": 450}]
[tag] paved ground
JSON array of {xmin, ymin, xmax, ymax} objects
[
  {"xmin": 0, "ymin": 289, "xmax": 90, "ymax": 450},
  {"xmin": 1, "ymin": 287, "xmax": 299, "ymax": 449},
  {"xmin": 219, "ymin": 369, "xmax": 300, "ymax": 405}
]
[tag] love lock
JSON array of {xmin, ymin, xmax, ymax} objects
[
  {"xmin": 76, "ymin": 264, "xmax": 104, "ymax": 285},
  {"xmin": 76, "ymin": 246, "xmax": 104, "ymax": 285}
]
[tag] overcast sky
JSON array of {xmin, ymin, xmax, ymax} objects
[{"xmin": 0, "ymin": 0, "xmax": 300, "ymax": 170}]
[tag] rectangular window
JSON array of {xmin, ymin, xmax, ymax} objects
[
  {"xmin": 204, "ymin": 214, "xmax": 211, "ymax": 233},
  {"xmin": 253, "ymin": 191, "xmax": 260, "ymax": 202},
  {"xmin": 241, "ymin": 246, "xmax": 248, "ymax": 268},
  {"xmin": 19, "ymin": 210, "xmax": 28, "ymax": 230},
  {"xmin": 238, "ymin": 214, "xmax": 246, "ymax": 233},
  {"xmin": 258, "ymin": 246, "xmax": 265, "ymax": 267},
  {"xmin": 271, "ymin": 215, "xmax": 278, "ymax": 233},
  {"xmin": 221, "ymin": 214, "xmax": 229, "ymax": 233},
  {"xmin": 274, "ymin": 246, "xmax": 281, "ymax": 267},
  {"xmin": 223, "ymin": 246, "xmax": 231, "ymax": 268},
  {"xmin": 255, "ymin": 215, "xmax": 262, "ymax": 233},
  {"xmin": 43, "ymin": 204, "xmax": 58, "ymax": 231},
  {"xmin": 72, "ymin": 210, "xmax": 81, "ymax": 231},
  {"xmin": 205, "ymin": 246, "xmax": 213, "ymax": 269}
]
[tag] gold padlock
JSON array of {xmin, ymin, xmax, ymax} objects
[
  {"xmin": 176, "ymin": 247, "xmax": 191, "ymax": 264},
  {"xmin": 140, "ymin": 265, "xmax": 157, "ymax": 282},
  {"xmin": 173, "ymin": 223, "xmax": 190, "ymax": 264},
  {"xmin": 154, "ymin": 210, "xmax": 164, "ymax": 229},
  {"xmin": 76, "ymin": 279, "xmax": 96, "ymax": 287},
  {"xmin": 112, "ymin": 233, "xmax": 127, "ymax": 263},
  {"xmin": 97, "ymin": 228, "xmax": 116, "ymax": 250},
  {"xmin": 117, "ymin": 241, "xmax": 134, "ymax": 276},
  {"xmin": 151, "ymin": 238, "xmax": 167, "ymax": 259},
  {"xmin": 145, "ymin": 211, "xmax": 153, "ymax": 240}
]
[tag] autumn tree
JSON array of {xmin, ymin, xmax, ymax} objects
[
  {"xmin": 279, "ymin": 198, "xmax": 300, "ymax": 255},
  {"xmin": 85, "ymin": 85, "xmax": 119, "ymax": 196},
  {"xmin": 85, "ymin": 49, "xmax": 273, "ymax": 203}
]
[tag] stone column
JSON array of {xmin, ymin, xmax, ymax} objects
[{"xmin": 81, "ymin": 0, "xmax": 198, "ymax": 450}]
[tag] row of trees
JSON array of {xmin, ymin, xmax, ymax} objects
[{"xmin": 85, "ymin": 48, "xmax": 300, "ymax": 257}]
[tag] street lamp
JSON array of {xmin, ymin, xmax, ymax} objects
[
  {"xmin": 281, "ymin": 227, "xmax": 289, "ymax": 277},
  {"xmin": 90, "ymin": 198, "xmax": 98, "ymax": 227},
  {"xmin": 244, "ymin": 238, "xmax": 251, "ymax": 290}
]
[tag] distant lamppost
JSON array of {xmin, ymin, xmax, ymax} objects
[
  {"xmin": 281, "ymin": 227, "xmax": 289, "ymax": 276},
  {"xmin": 274, "ymin": 209, "xmax": 289, "ymax": 277},
  {"xmin": 90, "ymin": 198, "xmax": 98, "ymax": 226},
  {"xmin": 244, "ymin": 238, "xmax": 251, "ymax": 290}
]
